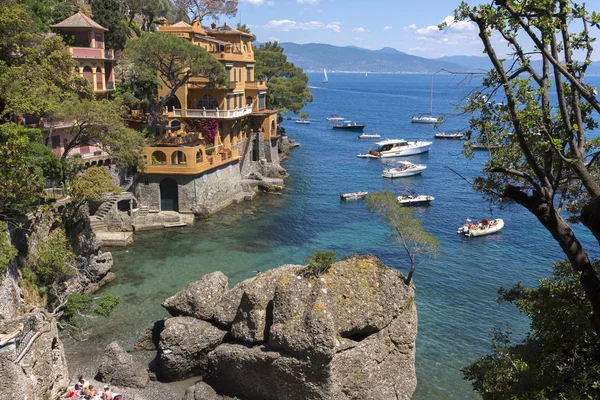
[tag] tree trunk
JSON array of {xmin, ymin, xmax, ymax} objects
[{"xmin": 580, "ymin": 196, "xmax": 600, "ymax": 246}]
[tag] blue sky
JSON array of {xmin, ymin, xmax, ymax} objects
[
  {"xmin": 216, "ymin": 0, "xmax": 600, "ymax": 61},
  {"xmin": 217, "ymin": 0, "xmax": 488, "ymax": 59}
]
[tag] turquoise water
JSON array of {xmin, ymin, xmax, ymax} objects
[{"xmin": 65, "ymin": 73, "xmax": 600, "ymax": 398}]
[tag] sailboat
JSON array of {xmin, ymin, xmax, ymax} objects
[
  {"xmin": 412, "ymin": 75, "xmax": 443, "ymax": 124},
  {"xmin": 322, "ymin": 68, "xmax": 328, "ymax": 83}
]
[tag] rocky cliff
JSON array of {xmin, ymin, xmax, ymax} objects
[{"xmin": 141, "ymin": 254, "xmax": 417, "ymax": 400}]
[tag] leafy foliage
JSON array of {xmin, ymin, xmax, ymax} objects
[
  {"xmin": 449, "ymin": 0, "xmax": 600, "ymax": 332},
  {"xmin": 122, "ymin": 0, "xmax": 173, "ymax": 32},
  {"xmin": 254, "ymin": 41, "xmax": 313, "ymax": 114},
  {"xmin": 0, "ymin": 221, "xmax": 17, "ymax": 277},
  {"xmin": 92, "ymin": 0, "xmax": 130, "ymax": 51},
  {"xmin": 463, "ymin": 260, "xmax": 600, "ymax": 399},
  {"xmin": 303, "ymin": 251, "xmax": 336, "ymax": 278},
  {"xmin": 61, "ymin": 293, "xmax": 120, "ymax": 327},
  {"xmin": 366, "ymin": 190, "xmax": 439, "ymax": 284},
  {"xmin": 19, "ymin": 0, "xmax": 73, "ymax": 32},
  {"xmin": 172, "ymin": 0, "xmax": 237, "ymax": 22},
  {"xmin": 69, "ymin": 166, "xmax": 120, "ymax": 203},
  {"xmin": 27, "ymin": 228, "xmax": 76, "ymax": 288}
]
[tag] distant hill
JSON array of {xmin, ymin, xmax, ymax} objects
[
  {"xmin": 279, "ymin": 42, "xmax": 466, "ymax": 74},
  {"xmin": 275, "ymin": 42, "xmax": 600, "ymax": 75}
]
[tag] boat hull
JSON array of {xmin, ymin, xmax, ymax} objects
[
  {"xmin": 397, "ymin": 195, "xmax": 434, "ymax": 206},
  {"xmin": 458, "ymin": 219, "xmax": 504, "ymax": 237},
  {"xmin": 380, "ymin": 142, "xmax": 431, "ymax": 157},
  {"xmin": 412, "ymin": 118, "xmax": 440, "ymax": 124},
  {"xmin": 333, "ymin": 125, "xmax": 365, "ymax": 132},
  {"xmin": 382, "ymin": 166, "xmax": 426, "ymax": 178}
]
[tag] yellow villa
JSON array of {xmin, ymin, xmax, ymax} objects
[{"xmin": 136, "ymin": 19, "xmax": 284, "ymax": 215}]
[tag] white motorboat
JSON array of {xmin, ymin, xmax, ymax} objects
[
  {"xmin": 457, "ymin": 218, "xmax": 504, "ymax": 237},
  {"xmin": 340, "ymin": 191, "xmax": 368, "ymax": 200},
  {"xmin": 295, "ymin": 119, "xmax": 310, "ymax": 124},
  {"xmin": 435, "ymin": 132, "xmax": 464, "ymax": 139},
  {"xmin": 327, "ymin": 115, "xmax": 344, "ymax": 121},
  {"xmin": 358, "ymin": 133, "xmax": 381, "ymax": 139},
  {"xmin": 382, "ymin": 160, "xmax": 427, "ymax": 178},
  {"xmin": 397, "ymin": 194, "xmax": 434, "ymax": 206},
  {"xmin": 357, "ymin": 153, "xmax": 379, "ymax": 159},
  {"xmin": 366, "ymin": 139, "xmax": 432, "ymax": 158}
]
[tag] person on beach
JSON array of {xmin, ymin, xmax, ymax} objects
[
  {"xmin": 102, "ymin": 385, "xmax": 112, "ymax": 400},
  {"xmin": 0, "ymin": 323, "xmax": 23, "ymax": 347}
]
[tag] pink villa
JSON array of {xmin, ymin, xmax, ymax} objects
[{"xmin": 43, "ymin": 12, "xmax": 115, "ymax": 161}]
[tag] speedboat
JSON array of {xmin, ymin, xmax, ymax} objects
[
  {"xmin": 327, "ymin": 115, "xmax": 345, "ymax": 121},
  {"xmin": 382, "ymin": 160, "xmax": 427, "ymax": 178},
  {"xmin": 411, "ymin": 114, "xmax": 443, "ymax": 124},
  {"xmin": 333, "ymin": 122, "xmax": 365, "ymax": 132},
  {"xmin": 358, "ymin": 133, "xmax": 381, "ymax": 139},
  {"xmin": 457, "ymin": 218, "xmax": 504, "ymax": 237},
  {"xmin": 397, "ymin": 193, "xmax": 434, "ymax": 206},
  {"xmin": 295, "ymin": 119, "xmax": 310, "ymax": 124},
  {"xmin": 340, "ymin": 191, "xmax": 368, "ymax": 200},
  {"xmin": 367, "ymin": 139, "xmax": 432, "ymax": 158},
  {"xmin": 435, "ymin": 132, "xmax": 464, "ymax": 139}
]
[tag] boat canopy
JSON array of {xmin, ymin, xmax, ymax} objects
[{"xmin": 374, "ymin": 139, "xmax": 407, "ymax": 146}]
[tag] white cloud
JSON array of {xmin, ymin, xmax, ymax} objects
[
  {"xmin": 267, "ymin": 1, "xmax": 275, "ymax": 5},
  {"xmin": 240, "ymin": 0, "xmax": 264, "ymax": 4},
  {"xmin": 383, "ymin": 26, "xmax": 393, "ymax": 31},
  {"xmin": 262, "ymin": 19, "xmax": 341, "ymax": 33},
  {"xmin": 268, "ymin": 36, "xmax": 280, "ymax": 42},
  {"xmin": 403, "ymin": 16, "xmax": 477, "ymax": 46},
  {"xmin": 297, "ymin": 0, "xmax": 319, "ymax": 4},
  {"xmin": 352, "ymin": 27, "xmax": 368, "ymax": 33}
]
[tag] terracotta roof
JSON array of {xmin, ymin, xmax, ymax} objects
[
  {"xmin": 50, "ymin": 12, "xmax": 108, "ymax": 31},
  {"xmin": 205, "ymin": 24, "xmax": 256, "ymax": 40},
  {"xmin": 172, "ymin": 21, "xmax": 192, "ymax": 27}
]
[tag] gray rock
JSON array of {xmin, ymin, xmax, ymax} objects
[
  {"xmin": 182, "ymin": 381, "xmax": 223, "ymax": 400},
  {"xmin": 158, "ymin": 317, "xmax": 227, "ymax": 381},
  {"xmin": 89, "ymin": 251, "xmax": 113, "ymax": 279},
  {"xmin": 229, "ymin": 265, "xmax": 301, "ymax": 342},
  {"xmin": 133, "ymin": 319, "xmax": 165, "ymax": 351},
  {"xmin": 0, "ymin": 313, "xmax": 69, "ymax": 400},
  {"xmin": 162, "ymin": 272, "xmax": 228, "ymax": 320},
  {"xmin": 96, "ymin": 341, "xmax": 150, "ymax": 388}
]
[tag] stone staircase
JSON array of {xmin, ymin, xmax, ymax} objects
[
  {"xmin": 89, "ymin": 195, "xmax": 119, "ymax": 232},
  {"xmin": 121, "ymin": 173, "xmax": 134, "ymax": 191}
]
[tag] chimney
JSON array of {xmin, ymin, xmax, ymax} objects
[
  {"xmin": 211, "ymin": 22, "xmax": 217, "ymax": 29},
  {"xmin": 159, "ymin": 17, "xmax": 168, "ymax": 27},
  {"xmin": 192, "ymin": 19, "xmax": 201, "ymax": 28}
]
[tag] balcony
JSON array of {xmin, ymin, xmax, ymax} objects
[
  {"xmin": 184, "ymin": 105, "xmax": 253, "ymax": 119},
  {"xmin": 70, "ymin": 47, "xmax": 115, "ymax": 60},
  {"xmin": 245, "ymin": 81, "xmax": 267, "ymax": 90},
  {"xmin": 143, "ymin": 144, "xmax": 240, "ymax": 175}
]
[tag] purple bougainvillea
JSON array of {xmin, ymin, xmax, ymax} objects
[{"xmin": 201, "ymin": 119, "xmax": 218, "ymax": 144}]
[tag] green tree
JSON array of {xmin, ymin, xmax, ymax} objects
[
  {"xmin": 449, "ymin": 1, "xmax": 600, "ymax": 332},
  {"xmin": 463, "ymin": 260, "xmax": 600, "ymax": 399},
  {"xmin": 254, "ymin": 41, "xmax": 313, "ymax": 114},
  {"xmin": 27, "ymin": 227, "xmax": 76, "ymax": 288},
  {"xmin": 366, "ymin": 190, "xmax": 439, "ymax": 284},
  {"xmin": 92, "ymin": 0, "xmax": 130, "ymax": 51},
  {"xmin": 0, "ymin": 221, "xmax": 18, "ymax": 277},
  {"xmin": 304, "ymin": 251, "xmax": 336, "ymax": 278},
  {"xmin": 19, "ymin": 0, "xmax": 74, "ymax": 32},
  {"xmin": 172, "ymin": 0, "xmax": 237, "ymax": 22},
  {"xmin": 50, "ymin": 98, "xmax": 146, "ymax": 168},
  {"xmin": 0, "ymin": 0, "xmax": 37, "ymax": 64},
  {"xmin": 122, "ymin": 0, "xmax": 172, "ymax": 32},
  {"xmin": 125, "ymin": 32, "xmax": 227, "ymax": 134},
  {"xmin": 69, "ymin": 166, "xmax": 121, "ymax": 204}
]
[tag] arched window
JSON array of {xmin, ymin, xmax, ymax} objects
[
  {"xmin": 95, "ymin": 66, "xmax": 103, "ymax": 90},
  {"xmin": 271, "ymin": 119, "xmax": 276, "ymax": 135},
  {"xmin": 197, "ymin": 95, "xmax": 218, "ymax": 109},
  {"xmin": 152, "ymin": 151, "xmax": 167, "ymax": 164},
  {"xmin": 165, "ymin": 96, "xmax": 181, "ymax": 111},
  {"xmin": 196, "ymin": 149, "xmax": 203, "ymax": 163},
  {"xmin": 170, "ymin": 120, "xmax": 181, "ymax": 133},
  {"xmin": 171, "ymin": 151, "xmax": 186, "ymax": 165},
  {"xmin": 83, "ymin": 66, "xmax": 93, "ymax": 85}
]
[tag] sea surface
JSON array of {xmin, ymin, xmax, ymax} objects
[{"xmin": 64, "ymin": 72, "xmax": 600, "ymax": 398}]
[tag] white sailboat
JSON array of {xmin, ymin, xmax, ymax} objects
[
  {"xmin": 412, "ymin": 75, "xmax": 443, "ymax": 124},
  {"xmin": 322, "ymin": 68, "xmax": 328, "ymax": 83}
]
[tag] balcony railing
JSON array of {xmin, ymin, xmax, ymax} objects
[
  {"xmin": 185, "ymin": 105, "xmax": 253, "ymax": 119},
  {"xmin": 70, "ymin": 47, "xmax": 115, "ymax": 60}
]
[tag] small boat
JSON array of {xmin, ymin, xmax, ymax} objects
[
  {"xmin": 357, "ymin": 153, "xmax": 379, "ymax": 159},
  {"xmin": 412, "ymin": 75, "xmax": 443, "ymax": 124},
  {"xmin": 397, "ymin": 193, "xmax": 434, "ymax": 206},
  {"xmin": 327, "ymin": 115, "xmax": 345, "ymax": 121},
  {"xmin": 358, "ymin": 133, "xmax": 381, "ymax": 139},
  {"xmin": 457, "ymin": 218, "xmax": 504, "ymax": 237},
  {"xmin": 295, "ymin": 119, "xmax": 310, "ymax": 124},
  {"xmin": 286, "ymin": 116, "xmax": 292, "ymax": 120},
  {"xmin": 333, "ymin": 122, "xmax": 365, "ymax": 132},
  {"xmin": 366, "ymin": 139, "xmax": 432, "ymax": 158},
  {"xmin": 382, "ymin": 160, "xmax": 427, "ymax": 178},
  {"xmin": 323, "ymin": 68, "xmax": 328, "ymax": 83},
  {"xmin": 435, "ymin": 132, "xmax": 464, "ymax": 139},
  {"xmin": 340, "ymin": 191, "xmax": 368, "ymax": 200}
]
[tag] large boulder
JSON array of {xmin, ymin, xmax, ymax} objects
[
  {"xmin": 162, "ymin": 272, "xmax": 228, "ymax": 320},
  {"xmin": 96, "ymin": 341, "xmax": 150, "ymax": 388},
  {"xmin": 132, "ymin": 319, "xmax": 165, "ymax": 351},
  {"xmin": 158, "ymin": 317, "xmax": 227, "ymax": 381},
  {"xmin": 182, "ymin": 381, "xmax": 224, "ymax": 400},
  {"xmin": 0, "ymin": 313, "xmax": 70, "ymax": 400}
]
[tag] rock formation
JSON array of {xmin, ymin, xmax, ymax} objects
[
  {"xmin": 96, "ymin": 341, "xmax": 150, "ymax": 388},
  {"xmin": 147, "ymin": 255, "xmax": 417, "ymax": 400}
]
